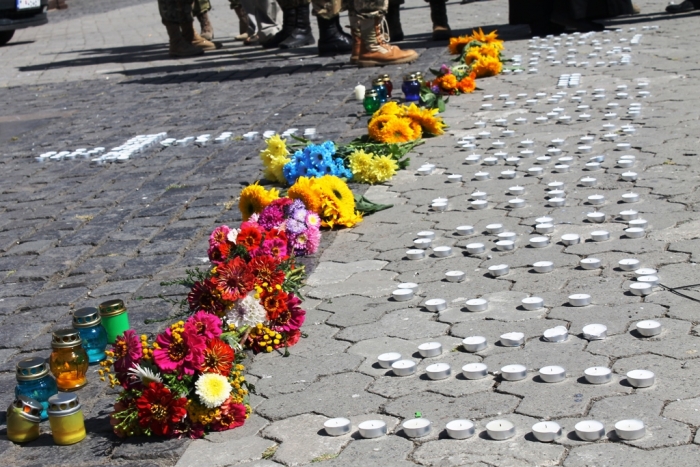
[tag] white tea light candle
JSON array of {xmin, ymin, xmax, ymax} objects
[
  {"xmin": 636, "ymin": 320, "xmax": 661, "ymax": 337},
  {"xmin": 569, "ymin": 294, "xmax": 591, "ymax": 307},
  {"xmin": 418, "ymin": 342, "xmax": 443, "ymax": 358},
  {"xmin": 584, "ymin": 366, "xmax": 612, "ymax": 384},
  {"xmin": 465, "ymin": 298, "xmax": 488, "ymax": 312},
  {"xmin": 462, "ymin": 362, "xmax": 488, "ymax": 379},
  {"xmin": 424, "ymin": 299, "xmax": 447, "ymax": 312},
  {"xmin": 391, "ymin": 359, "xmax": 416, "ymax": 376},
  {"xmin": 533, "ymin": 261, "xmax": 554, "ymax": 273},
  {"xmin": 489, "ymin": 264, "xmax": 510, "ymax": 277},
  {"xmin": 446, "ymin": 420, "xmax": 476, "ymax": 439},
  {"xmin": 462, "ymin": 336, "xmax": 487, "ymax": 353},
  {"xmin": 500, "ymin": 332, "xmax": 525, "ymax": 347},
  {"xmin": 615, "ymin": 420, "xmax": 645, "ymax": 440},
  {"xmin": 324, "ymin": 418, "xmax": 351, "ymax": 436},
  {"xmin": 426, "ymin": 363, "xmax": 451, "ymax": 380},
  {"xmin": 486, "ymin": 420, "xmax": 516, "ymax": 440},
  {"xmin": 580, "ymin": 258, "xmax": 602, "ymax": 269},
  {"xmin": 466, "ymin": 243, "xmax": 485, "ymax": 255},
  {"xmin": 378, "ymin": 352, "xmax": 402, "ymax": 368},
  {"xmin": 543, "ymin": 326, "xmax": 568, "ymax": 342},
  {"xmin": 402, "ymin": 418, "xmax": 432, "ymax": 438},
  {"xmin": 522, "ymin": 297, "xmax": 545, "ymax": 310},
  {"xmin": 406, "ymin": 249, "xmax": 425, "ymax": 260},
  {"xmin": 432, "ymin": 246, "xmax": 452, "ymax": 258},
  {"xmin": 358, "ymin": 420, "xmax": 387, "ymax": 438},
  {"xmin": 582, "ymin": 324, "xmax": 607, "ymax": 340},
  {"xmin": 561, "ymin": 234, "xmax": 581, "ymax": 246},
  {"xmin": 539, "ymin": 365, "xmax": 566, "ymax": 383},
  {"xmin": 392, "ymin": 289, "xmax": 414, "ymax": 301},
  {"xmin": 532, "ymin": 422, "xmax": 562, "ymax": 442},
  {"xmin": 575, "ymin": 420, "xmax": 605, "ymax": 441},
  {"xmin": 626, "ymin": 369, "xmax": 655, "ymax": 388},
  {"xmin": 445, "ymin": 270, "xmax": 466, "ymax": 282},
  {"xmin": 486, "ymin": 223, "xmax": 504, "ymax": 234},
  {"xmin": 456, "ymin": 225, "xmax": 474, "ymax": 236}
]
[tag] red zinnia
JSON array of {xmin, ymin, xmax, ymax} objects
[
  {"xmin": 271, "ymin": 293, "xmax": 306, "ymax": 332},
  {"xmin": 188, "ymin": 279, "xmax": 226, "ymax": 316},
  {"xmin": 213, "ymin": 257, "xmax": 256, "ymax": 302},
  {"xmin": 207, "ymin": 242, "xmax": 231, "ymax": 264},
  {"xmin": 112, "ymin": 330, "xmax": 142, "ymax": 374},
  {"xmin": 285, "ymin": 329, "xmax": 302, "ymax": 347},
  {"xmin": 237, "ymin": 225, "xmax": 263, "ymax": 251},
  {"xmin": 260, "ymin": 289, "xmax": 289, "ymax": 320},
  {"xmin": 200, "ymin": 338, "xmax": 235, "ymax": 375},
  {"xmin": 135, "ymin": 382, "xmax": 188, "ymax": 437},
  {"xmin": 212, "ymin": 397, "xmax": 247, "ymax": 431},
  {"xmin": 249, "ymin": 255, "xmax": 285, "ymax": 287}
]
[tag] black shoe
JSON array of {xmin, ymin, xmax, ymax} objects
[
  {"xmin": 262, "ymin": 7, "xmax": 295, "ymax": 48},
  {"xmin": 386, "ymin": 2, "xmax": 404, "ymax": 42},
  {"xmin": 317, "ymin": 15, "xmax": 352, "ymax": 56},
  {"xmin": 666, "ymin": 0, "xmax": 695, "ymax": 12},
  {"xmin": 280, "ymin": 4, "xmax": 315, "ymax": 48},
  {"xmin": 551, "ymin": 13, "xmax": 604, "ymax": 32},
  {"xmin": 430, "ymin": 0, "xmax": 451, "ymax": 41},
  {"xmin": 529, "ymin": 20, "xmax": 565, "ymax": 37}
]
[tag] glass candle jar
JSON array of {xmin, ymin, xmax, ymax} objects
[
  {"xmin": 73, "ymin": 307, "xmax": 108, "ymax": 363},
  {"xmin": 372, "ymin": 78, "xmax": 388, "ymax": 104},
  {"xmin": 99, "ymin": 299, "xmax": 130, "ymax": 344},
  {"xmin": 15, "ymin": 356, "xmax": 58, "ymax": 420},
  {"xmin": 402, "ymin": 73, "xmax": 421, "ymax": 102},
  {"xmin": 363, "ymin": 89, "xmax": 381, "ymax": 115},
  {"xmin": 49, "ymin": 329, "xmax": 88, "ymax": 391},
  {"xmin": 379, "ymin": 73, "xmax": 393, "ymax": 98},
  {"xmin": 47, "ymin": 393, "xmax": 86, "ymax": 445},
  {"xmin": 7, "ymin": 395, "xmax": 42, "ymax": 443}
]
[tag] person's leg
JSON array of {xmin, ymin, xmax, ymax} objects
[
  {"xmin": 255, "ymin": 0, "xmax": 283, "ymax": 42},
  {"xmin": 429, "ymin": 0, "xmax": 450, "ymax": 41},
  {"xmin": 194, "ymin": 0, "xmax": 214, "ymax": 40},
  {"xmin": 351, "ymin": 0, "xmax": 418, "ymax": 67},
  {"xmin": 314, "ymin": 0, "xmax": 352, "ymax": 55},
  {"xmin": 280, "ymin": 0, "xmax": 315, "ymax": 48},
  {"xmin": 240, "ymin": 0, "xmax": 261, "ymax": 42},
  {"xmin": 229, "ymin": 0, "xmax": 251, "ymax": 40},
  {"xmin": 158, "ymin": 0, "xmax": 205, "ymax": 56},
  {"xmin": 385, "ymin": 0, "xmax": 403, "ymax": 41}
]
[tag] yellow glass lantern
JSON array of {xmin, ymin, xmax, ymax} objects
[
  {"xmin": 49, "ymin": 329, "xmax": 88, "ymax": 391},
  {"xmin": 7, "ymin": 395, "xmax": 42, "ymax": 443},
  {"xmin": 47, "ymin": 392, "xmax": 86, "ymax": 445}
]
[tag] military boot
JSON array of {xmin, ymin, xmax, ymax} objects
[
  {"xmin": 317, "ymin": 15, "xmax": 352, "ymax": 56},
  {"xmin": 196, "ymin": 11, "xmax": 214, "ymax": 41},
  {"xmin": 355, "ymin": 16, "xmax": 418, "ymax": 67},
  {"xmin": 182, "ymin": 20, "xmax": 217, "ymax": 50},
  {"xmin": 233, "ymin": 4, "xmax": 250, "ymax": 41},
  {"xmin": 429, "ymin": 0, "xmax": 451, "ymax": 41},
  {"xmin": 262, "ymin": 7, "xmax": 295, "ymax": 48},
  {"xmin": 280, "ymin": 4, "xmax": 315, "ymax": 48},
  {"xmin": 164, "ymin": 21, "xmax": 204, "ymax": 57}
]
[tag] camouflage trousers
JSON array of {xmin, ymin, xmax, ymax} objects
[
  {"xmin": 158, "ymin": 0, "xmax": 210, "ymax": 23},
  {"xmin": 274, "ymin": 0, "xmax": 389, "ymax": 19}
]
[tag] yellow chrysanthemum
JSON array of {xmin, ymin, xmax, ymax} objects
[
  {"xmin": 287, "ymin": 176, "xmax": 324, "ymax": 214},
  {"xmin": 375, "ymin": 101, "xmax": 405, "ymax": 117},
  {"xmin": 195, "ymin": 373, "xmax": 232, "ymax": 409},
  {"xmin": 262, "ymin": 154, "xmax": 289, "ymax": 184},
  {"xmin": 348, "ymin": 149, "xmax": 375, "ymax": 183},
  {"xmin": 406, "ymin": 104, "xmax": 446, "ymax": 136},
  {"xmin": 187, "ymin": 399, "xmax": 221, "ymax": 425},
  {"xmin": 239, "ymin": 182, "xmax": 279, "ymax": 220},
  {"xmin": 370, "ymin": 155, "xmax": 398, "ymax": 183},
  {"xmin": 265, "ymin": 134, "xmax": 288, "ymax": 158}
]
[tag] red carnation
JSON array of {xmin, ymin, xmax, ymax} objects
[{"xmin": 237, "ymin": 224, "xmax": 263, "ymax": 252}]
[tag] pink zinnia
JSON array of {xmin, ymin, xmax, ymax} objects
[
  {"xmin": 305, "ymin": 225, "xmax": 321, "ymax": 254},
  {"xmin": 185, "ymin": 311, "xmax": 222, "ymax": 340},
  {"xmin": 112, "ymin": 330, "xmax": 142, "ymax": 374},
  {"xmin": 272, "ymin": 293, "xmax": 306, "ymax": 332},
  {"xmin": 153, "ymin": 327, "xmax": 206, "ymax": 376},
  {"xmin": 209, "ymin": 225, "xmax": 231, "ymax": 248},
  {"xmin": 255, "ymin": 236, "xmax": 288, "ymax": 259}
]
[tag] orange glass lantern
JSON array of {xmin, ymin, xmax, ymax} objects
[{"xmin": 49, "ymin": 329, "xmax": 88, "ymax": 391}]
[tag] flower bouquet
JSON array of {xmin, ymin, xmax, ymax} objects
[
  {"xmin": 102, "ymin": 315, "xmax": 251, "ymax": 439},
  {"xmin": 448, "ymin": 28, "xmax": 505, "ymax": 78},
  {"xmin": 367, "ymin": 102, "xmax": 446, "ymax": 144},
  {"xmin": 427, "ymin": 64, "xmax": 477, "ymax": 96}
]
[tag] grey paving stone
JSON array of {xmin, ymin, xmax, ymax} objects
[
  {"xmin": 564, "ymin": 444, "xmax": 700, "ymax": 467},
  {"xmin": 663, "ymin": 397, "xmax": 700, "ymax": 427},
  {"xmin": 323, "ymin": 435, "xmax": 414, "ymax": 467},
  {"xmin": 612, "ymin": 354, "xmax": 700, "ymax": 401},
  {"xmin": 306, "ymin": 260, "xmax": 388, "ymax": 287},
  {"xmin": 174, "ymin": 436, "xmax": 274, "ymax": 467}
]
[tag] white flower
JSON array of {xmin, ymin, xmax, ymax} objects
[
  {"xmin": 127, "ymin": 363, "xmax": 163, "ymax": 384},
  {"xmin": 195, "ymin": 373, "xmax": 232, "ymax": 408},
  {"xmin": 227, "ymin": 228, "xmax": 240, "ymax": 244},
  {"xmin": 226, "ymin": 292, "xmax": 267, "ymax": 328}
]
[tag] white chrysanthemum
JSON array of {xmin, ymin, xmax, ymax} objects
[
  {"xmin": 227, "ymin": 228, "xmax": 240, "ymax": 244},
  {"xmin": 195, "ymin": 373, "xmax": 232, "ymax": 409},
  {"xmin": 226, "ymin": 293, "xmax": 267, "ymax": 327},
  {"xmin": 127, "ymin": 363, "xmax": 163, "ymax": 384}
]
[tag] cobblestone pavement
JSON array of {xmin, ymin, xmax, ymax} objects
[{"xmin": 2, "ymin": 0, "xmax": 700, "ymax": 465}]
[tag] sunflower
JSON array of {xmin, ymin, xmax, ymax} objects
[
  {"xmin": 238, "ymin": 183, "xmax": 279, "ymax": 220},
  {"xmin": 370, "ymin": 155, "xmax": 398, "ymax": 183},
  {"xmin": 316, "ymin": 175, "xmax": 363, "ymax": 228},
  {"xmin": 471, "ymin": 55, "xmax": 503, "ymax": 78},
  {"xmin": 368, "ymin": 114, "xmax": 394, "ymax": 142},
  {"xmin": 406, "ymin": 104, "xmax": 446, "ymax": 136},
  {"xmin": 471, "ymin": 27, "xmax": 500, "ymax": 44},
  {"xmin": 287, "ymin": 176, "xmax": 323, "ymax": 214},
  {"xmin": 448, "ymin": 35, "xmax": 472, "ymax": 55},
  {"xmin": 374, "ymin": 101, "xmax": 405, "ymax": 117},
  {"xmin": 383, "ymin": 116, "xmax": 421, "ymax": 143}
]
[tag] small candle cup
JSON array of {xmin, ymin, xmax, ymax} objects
[
  {"xmin": 462, "ymin": 362, "xmax": 488, "ymax": 379},
  {"xmin": 509, "ymin": 198, "xmax": 526, "ymax": 209},
  {"xmin": 474, "ymin": 172, "xmax": 491, "ymax": 181},
  {"xmin": 621, "ymin": 172, "xmax": 638, "ymax": 181},
  {"xmin": 615, "ymin": 419, "xmax": 645, "ymax": 440},
  {"xmin": 539, "ymin": 366, "xmax": 566, "ymax": 383},
  {"xmin": 498, "ymin": 232, "xmax": 517, "ymax": 242},
  {"xmin": 392, "ymin": 359, "xmax": 417, "ymax": 377},
  {"xmin": 431, "ymin": 202, "xmax": 448, "ymax": 212},
  {"xmin": 446, "ymin": 420, "xmax": 476, "ymax": 439},
  {"xmin": 625, "ymin": 227, "xmax": 645, "ymax": 238},
  {"xmin": 413, "ymin": 238, "xmax": 432, "ymax": 249},
  {"xmin": 580, "ymin": 258, "xmax": 602, "ymax": 270},
  {"xmin": 433, "ymin": 246, "xmax": 452, "ymax": 258},
  {"xmin": 629, "ymin": 282, "xmax": 652, "ymax": 296},
  {"xmin": 378, "ymin": 352, "xmax": 402, "ymax": 369},
  {"xmin": 569, "ymin": 294, "xmax": 591, "ymax": 307},
  {"xmin": 532, "ymin": 422, "xmax": 562, "ymax": 442},
  {"xmin": 561, "ymin": 234, "xmax": 581, "ymax": 246},
  {"xmin": 636, "ymin": 320, "xmax": 661, "ymax": 337},
  {"xmin": 533, "ymin": 261, "xmax": 554, "ymax": 273},
  {"xmin": 634, "ymin": 268, "xmax": 657, "ymax": 277},
  {"xmin": 591, "ymin": 230, "xmax": 610, "ymax": 242},
  {"xmin": 500, "ymin": 170, "xmax": 517, "ymax": 179},
  {"xmin": 465, "ymin": 298, "xmax": 488, "ymax": 312},
  {"xmin": 549, "ymin": 197, "xmax": 566, "ymax": 207},
  {"xmin": 402, "ymin": 418, "xmax": 432, "ymax": 438},
  {"xmin": 496, "ymin": 240, "xmax": 515, "ymax": 251},
  {"xmin": 417, "ymin": 231, "xmax": 436, "ymax": 240},
  {"xmin": 406, "ymin": 249, "xmax": 425, "ymax": 260},
  {"xmin": 583, "ymin": 324, "xmax": 608, "ymax": 341},
  {"xmin": 445, "ymin": 270, "xmax": 466, "ymax": 282},
  {"xmin": 471, "ymin": 191, "xmax": 488, "ymax": 200},
  {"xmin": 554, "ymin": 164, "xmax": 570, "ymax": 173},
  {"xmin": 418, "ymin": 342, "xmax": 442, "ymax": 358},
  {"xmin": 575, "ymin": 420, "xmax": 606, "ymax": 441},
  {"xmin": 584, "ymin": 366, "xmax": 612, "ymax": 384},
  {"xmin": 536, "ymin": 216, "xmax": 554, "ymax": 224},
  {"xmin": 358, "ymin": 420, "xmax": 387, "ymax": 438},
  {"xmin": 536, "ymin": 223, "xmax": 554, "ymax": 234},
  {"xmin": 486, "ymin": 223, "xmax": 504, "ymax": 234},
  {"xmin": 618, "ymin": 258, "xmax": 640, "ymax": 271},
  {"xmin": 622, "ymin": 193, "xmax": 640, "ymax": 203},
  {"xmin": 417, "ymin": 166, "xmax": 433, "ymax": 176},
  {"xmin": 456, "ymin": 225, "xmax": 474, "ymax": 236},
  {"xmin": 392, "ymin": 289, "xmax": 414, "ymax": 302},
  {"xmin": 626, "ymin": 369, "xmax": 655, "ymax": 388},
  {"xmin": 500, "ymin": 332, "xmax": 525, "ymax": 347},
  {"xmin": 509, "ymin": 186, "xmax": 525, "ymax": 196},
  {"xmin": 486, "ymin": 420, "xmax": 516, "ymax": 440},
  {"xmin": 629, "ymin": 219, "xmax": 648, "ymax": 229},
  {"xmin": 587, "ymin": 194, "xmax": 605, "ymax": 205},
  {"xmin": 638, "ymin": 275, "xmax": 659, "ymax": 287},
  {"xmin": 522, "ymin": 297, "xmax": 545, "ymax": 311},
  {"xmin": 424, "ymin": 299, "xmax": 447, "ymax": 312},
  {"xmin": 587, "ymin": 212, "xmax": 606, "ymax": 223},
  {"xmin": 489, "ymin": 264, "xmax": 510, "ymax": 277},
  {"xmin": 471, "ymin": 200, "xmax": 488, "ymax": 210},
  {"xmin": 466, "ymin": 243, "xmax": 486, "ymax": 255},
  {"xmin": 426, "ymin": 363, "xmax": 451, "ymax": 380},
  {"xmin": 447, "ymin": 174, "xmax": 463, "ymax": 183},
  {"xmin": 465, "ymin": 154, "xmax": 481, "ymax": 164},
  {"xmin": 543, "ymin": 326, "xmax": 568, "ymax": 342},
  {"xmin": 529, "ymin": 236, "xmax": 549, "ymax": 248},
  {"xmin": 324, "ymin": 418, "xmax": 351, "ymax": 436}
]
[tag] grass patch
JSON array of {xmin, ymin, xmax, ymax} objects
[
  {"xmin": 312, "ymin": 453, "xmax": 339, "ymax": 463},
  {"xmin": 261, "ymin": 445, "xmax": 278, "ymax": 460}
]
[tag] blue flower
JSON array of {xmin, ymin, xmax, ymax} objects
[{"xmin": 321, "ymin": 141, "xmax": 336, "ymax": 155}]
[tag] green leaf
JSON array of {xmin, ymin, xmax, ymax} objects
[{"xmin": 354, "ymin": 194, "xmax": 393, "ymax": 215}]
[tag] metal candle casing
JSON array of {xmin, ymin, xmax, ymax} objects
[
  {"xmin": 47, "ymin": 392, "xmax": 87, "ymax": 445},
  {"xmin": 73, "ymin": 307, "xmax": 108, "ymax": 363},
  {"xmin": 99, "ymin": 299, "xmax": 130, "ymax": 344},
  {"xmin": 15, "ymin": 356, "xmax": 58, "ymax": 420},
  {"xmin": 7, "ymin": 395, "xmax": 42, "ymax": 443},
  {"xmin": 49, "ymin": 329, "xmax": 89, "ymax": 391}
]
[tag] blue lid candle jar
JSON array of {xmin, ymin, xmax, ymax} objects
[
  {"xmin": 15, "ymin": 357, "xmax": 58, "ymax": 420},
  {"xmin": 73, "ymin": 307, "xmax": 108, "ymax": 363},
  {"xmin": 372, "ymin": 78, "xmax": 388, "ymax": 104},
  {"xmin": 402, "ymin": 73, "xmax": 421, "ymax": 103},
  {"xmin": 363, "ymin": 89, "xmax": 381, "ymax": 115}
]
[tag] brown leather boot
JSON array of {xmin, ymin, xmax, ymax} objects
[
  {"xmin": 196, "ymin": 11, "xmax": 214, "ymax": 41},
  {"xmin": 181, "ymin": 20, "xmax": 217, "ymax": 51},
  {"xmin": 233, "ymin": 4, "xmax": 250, "ymax": 41},
  {"xmin": 349, "ymin": 18, "xmax": 361, "ymax": 64},
  {"xmin": 164, "ymin": 21, "xmax": 204, "ymax": 57},
  {"xmin": 355, "ymin": 16, "xmax": 418, "ymax": 67}
]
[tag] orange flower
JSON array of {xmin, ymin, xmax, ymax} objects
[
  {"xmin": 456, "ymin": 72, "xmax": 477, "ymax": 93},
  {"xmin": 434, "ymin": 74, "xmax": 458, "ymax": 93}
]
